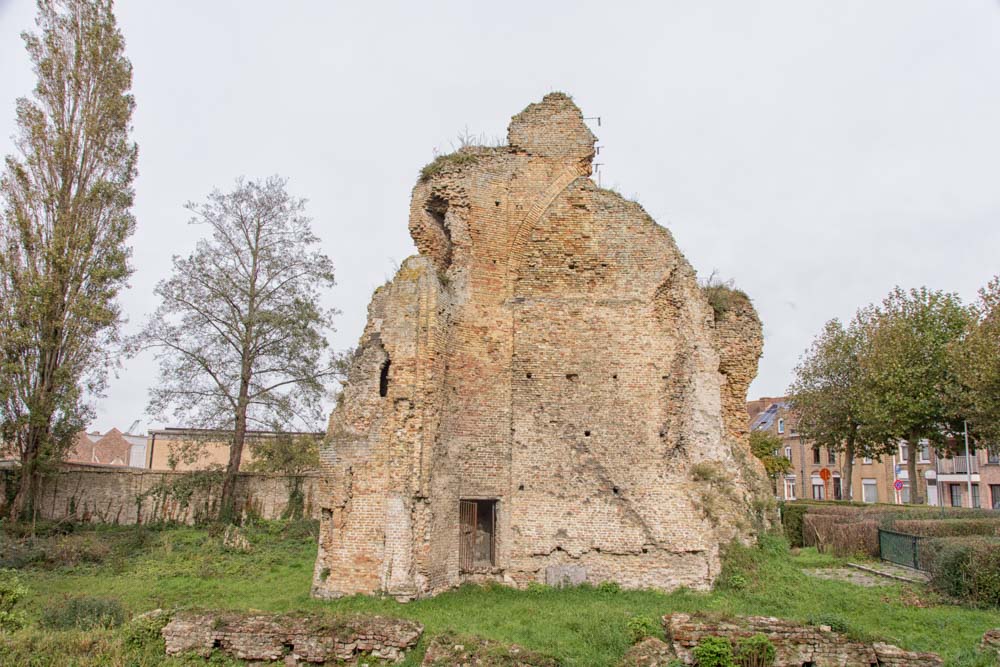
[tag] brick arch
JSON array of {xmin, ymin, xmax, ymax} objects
[{"xmin": 503, "ymin": 163, "xmax": 591, "ymax": 297}]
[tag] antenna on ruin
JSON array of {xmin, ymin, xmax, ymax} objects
[
  {"xmin": 584, "ymin": 116, "xmax": 602, "ymax": 126},
  {"xmin": 594, "ymin": 163, "xmax": 604, "ymax": 186}
]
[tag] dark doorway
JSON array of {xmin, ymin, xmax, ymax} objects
[
  {"xmin": 459, "ymin": 499, "xmax": 496, "ymax": 571},
  {"xmin": 833, "ymin": 476, "xmax": 842, "ymax": 500}
]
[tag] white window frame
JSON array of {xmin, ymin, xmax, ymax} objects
[
  {"xmin": 918, "ymin": 440, "xmax": 931, "ymax": 464},
  {"xmin": 863, "ymin": 456, "xmax": 873, "ymax": 465},
  {"xmin": 784, "ymin": 446, "xmax": 792, "ymax": 461},
  {"xmin": 784, "ymin": 476, "xmax": 796, "ymax": 500},
  {"xmin": 862, "ymin": 479, "xmax": 878, "ymax": 503},
  {"xmin": 777, "ymin": 418, "xmax": 785, "ymax": 434}
]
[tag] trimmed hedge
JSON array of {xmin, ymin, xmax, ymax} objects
[
  {"xmin": 779, "ymin": 502, "xmax": 809, "ymax": 547},
  {"xmin": 920, "ymin": 536, "xmax": 1000, "ymax": 606},
  {"xmin": 891, "ymin": 519, "xmax": 1000, "ymax": 538},
  {"xmin": 780, "ymin": 500, "xmax": 999, "ymax": 548}
]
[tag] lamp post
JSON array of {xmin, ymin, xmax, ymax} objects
[{"xmin": 964, "ymin": 421, "xmax": 973, "ymax": 508}]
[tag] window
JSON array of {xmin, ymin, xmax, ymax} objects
[
  {"xmin": 899, "ymin": 442, "xmax": 909, "ymax": 462},
  {"xmin": 832, "ymin": 475, "xmax": 842, "ymax": 501},
  {"xmin": 777, "ymin": 418, "xmax": 785, "ymax": 434},
  {"xmin": 863, "ymin": 456, "xmax": 873, "ymax": 465},
  {"xmin": 784, "ymin": 446, "xmax": 792, "ymax": 461},
  {"xmin": 828, "ymin": 448, "xmax": 836, "ymax": 464},
  {"xmin": 862, "ymin": 479, "xmax": 878, "ymax": 503},
  {"xmin": 988, "ymin": 452, "xmax": 999, "ymax": 465},
  {"xmin": 950, "ymin": 484, "xmax": 962, "ymax": 508},
  {"xmin": 812, "ymin": 448, "xmax": 820, "ymax": 465},
  {"xmin": 899, "ymin": 481, "xmax": 911, "ymax": 504},
  {"xmin": 972, "ymin": 484, "xmax": 981, "ymax": 509},
  {"xmin": 812, "ymin": 476, "xmax": 825, "ymax": 500},
  {"xmin": 918, "ymin": 440, "xmax": 931, "ymax": 463},
  {"xmin": 784, "ymin": 477, "xmax": 796, "ymax": 500},
  {"xmin": 991, "ymin": 485, "xmax": 1000, "ymax": 510}
]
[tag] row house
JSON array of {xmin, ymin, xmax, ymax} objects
[{"xmin": 748, "ymin": 398, "xmax": 1000, "ymax": 509}]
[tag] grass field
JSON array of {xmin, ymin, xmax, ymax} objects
[{"xmin": 0, "ymin": 520, "xmax": 998, "ymax": 666}]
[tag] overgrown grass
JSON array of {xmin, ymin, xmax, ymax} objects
[{"xmin": 0, "ymin": 523, "xmax": 997, "ymax": 666}]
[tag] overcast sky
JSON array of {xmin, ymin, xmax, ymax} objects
[{"xmin": 2, "ymin": 0, "xmax": 999, "ymax": 434}]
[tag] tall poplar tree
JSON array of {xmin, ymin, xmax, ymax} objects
[
  {"xmin": 137, "ymin": 177, "xmax": 337, "ymax": 522},
  {"xmin": 0, "ymin": 0, "xmax": 137, "ymax": 519}
]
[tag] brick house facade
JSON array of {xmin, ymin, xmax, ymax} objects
[{"xmin": 749, "ymin": 398, "xmax": 999, "ymax": 509}]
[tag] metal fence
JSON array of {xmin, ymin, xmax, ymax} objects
[{"xmin": 878, "ymin": 528, "xmax": 925, "ymax": 570}]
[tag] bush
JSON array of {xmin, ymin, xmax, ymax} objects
[
  {"xmin": 41, "ymin": 596, "xmax": 126, "ymax": 630},
  {"xmin": 779, "ymin": 502, "xmax": 808, "ymax": 547},
  {"xmin": 921, "ymin": 536, "xmax": 1000, "ymax": 606},
  {"xmin": 626, "ymin": 615, "xmax": 659, "ymax": 644},
  {"xmin": 892, "ymin": 519, "xmax": 1000, "ymax": 538},
  {"xmin": 598, "ymin": 581, "xmax": 621, "ymax": 594},
  {"xmin": 692, "ymin": 636, "xmax": 734, "ymax": 667},
  {"xmin": 733, "ymin": 634, "xmax": 775, "ymax": 667},
  {"xmin": 123, "ymin": 610, "xmax": 170, "ymax": 652},
  {"xmin": 0, "ymin": 569, "xmax": 27, "ymax": 632},
  {"xmin": 828, "ymin": 520, "xmax": 879, "ymax": 558}
]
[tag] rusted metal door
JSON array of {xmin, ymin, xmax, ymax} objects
[{"xmin": 459, "ymin": 500, "xmax": 476, "ymax": 571}]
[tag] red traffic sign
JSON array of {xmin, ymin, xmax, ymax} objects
[
  {"xmin": 894, "ymin": 479, "xmax": 904, "ymax": 491},
  {"xmin": 819, "ymin": 468, "xmax": 831, "ymax": 482}
]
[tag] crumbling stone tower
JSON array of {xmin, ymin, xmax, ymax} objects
[{"xmin": 313, "ymin": 93, "xmax": 771, "ymax": 600}]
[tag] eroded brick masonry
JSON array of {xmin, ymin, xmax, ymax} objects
[{"xmin": 313, "ymin": 93, "xmax": 772, "ymax": 599}]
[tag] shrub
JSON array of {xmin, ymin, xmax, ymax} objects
[
  {"xmin": 828, "ymin": 520, "xmax": 879, "ymax": 558},
  {"xmin": 733, "ymin": 634, "xmax": 775, "ymax": 667},
  {"xmin": 626, "ymin": 615, "xmax": 659, "ymax": 644},
  {"xmin": 921, "ymin": 536, "xmax": 1000, "ymax": 606},
  {"xmin": 723, "ymin": 574, "xmax": 748, "ymax": 591},
  {"xmin": 779, "ymin": 502, "xmax": 809, "ymax": 547},
  {"xmin": 892, "ymin": 519, "xmax": 1000, "ymax": 538},
  {"xmin": 41, "ymin": 596, "xmax": 126, "ymax": 630},
  {"xmin": 0, "ymin": 569, "xmax": 27, "ymax": 632},
  {"xmin": 123, "ymin": 610, "xmax": 170, "ymax": 652},
  {"xmin": 598, "ymin": 581, "xmax": 621, "ymax": 594},
  {"xmin": 692, "ymin": 636, "xmax": 734, "ymax": 667}
]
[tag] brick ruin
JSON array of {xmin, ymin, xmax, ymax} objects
[{"xmin": 312, "ymin": 93, "xmax": 773, "ymax": 600}]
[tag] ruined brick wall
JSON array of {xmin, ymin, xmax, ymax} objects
[
  {"xmin": 0, "ymin": 464, "xmax": 320, "ymax": 524},
  {"xmin": 664, "ymin": 613, "xmax": 943, "ymax": 666},
  {"xmin": 313, "ymin": 93, "xmax": 771, "ymax": 600}
]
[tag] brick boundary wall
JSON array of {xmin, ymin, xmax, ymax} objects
[{"xmin": 0, "ymin": 464, "xmax": 321, "ymax": 524}]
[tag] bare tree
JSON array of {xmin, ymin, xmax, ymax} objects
[
  {"xmin": 136, "ymin": 176, "xmax": 337, "ymax": 522},
  {"xmin": 0, "ymin": 0, "xmax": 137, "ymax": 520}
]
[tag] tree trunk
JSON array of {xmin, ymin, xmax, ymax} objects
[
  {"xmin": 842, "ymin": 433, "xmax": 855, "ymax": 502},
  {"xmin": 907, "ymin": 433, "xmax": 922, "ymax": 505},
  {"xmin": 9, "ymin": 425, "xmax": 43, "ymax": 521},
  {"xmin": 219, "ymin": 409, "xmax": 247, "ymax": 524}
]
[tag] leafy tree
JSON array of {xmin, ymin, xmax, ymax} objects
[
  {"xmin": 788, "ymin": 318, "xmax": 884, "ymax": 500},
  {"xmin": 246, "ymin": 433, "xmax": 320, "ymax": 477},
  {"xmin": 0, "ymin": 0, "xmax": 137, "ymax": 520},
  {"xmin": 749, "ymin": 430, "xmax": 791, "ymax": 491},
  {"xmin": 136, "ymin": 176, "xmax": 337, "ymax": 522},
  {"xmin": 859, "ymin": 287, "xmax": 971, "ymax": 504},
  {"xmin": 951, "ymin": 276, "xmax": 1000, "ymax": 449}
]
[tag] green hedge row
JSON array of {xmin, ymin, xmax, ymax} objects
[
  {"xmin": 920, "ymin": 536, "xmax": 1000, "ymax": 606},
  {"xmin": 891, "ymin": 518, "xmax": 1000, "ymax": 538}
]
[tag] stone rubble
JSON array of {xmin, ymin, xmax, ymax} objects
[{"xmin": 161, "ymin": 611, "xmax": 422, "ymax": 665}]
